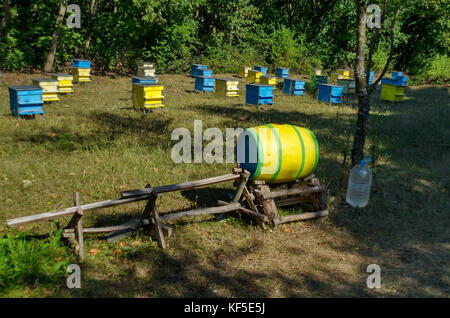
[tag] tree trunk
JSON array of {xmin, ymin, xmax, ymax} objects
[
  {"xmin": 0, "ymin": 0, "xmax": 12, "ymax": 38},
  {"xmin": 84, "ymin": 0, "xmax": 98, "ymax": 54},
  {"xmin": 351, "ymin": 0, "xmax": 370, "ymax": 166},
  {"xmin": 44, "ymin": 0, "xmax": 67, "ymax": 72}
]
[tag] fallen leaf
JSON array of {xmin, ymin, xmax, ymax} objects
[
  {"xmin": 119, "ymin": 241, "xmax": 126, "ymax": 247},
  {"xmin": 89, "ymin": 248, "xmax": 100, "ymax": 255},
  {"xmin": 131, "ymin": 241, "xmax": 141, "ymax": 247},
  {"xmin": 69, "ymin": 172, "xmax": 76, "ymax": 176},
  {"xmin": 113, "ymin": 249, "xmax": 123, "ymax": 255}
]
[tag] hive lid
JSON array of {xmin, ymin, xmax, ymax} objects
[
  {"xmin": 133, "ymin": 76, "xmax": 157, "ymax": 80},
  {"xmin": 32, "ymin": 78, "xmax": 58, "ymax": 82},
  {"xmin": 73, "ymin": 59, "xmax": 91, "ymax": 62},
  {"xmin": 9, "ymin": 85, "xmax": 43, "ymax": 91},
  {"xmin": 52, "ymin": 73, "xmax": 73, "ymax": 76},
  {"xmin": 247, "ymin": 83, "xmax": 273, "ymax": 87}
]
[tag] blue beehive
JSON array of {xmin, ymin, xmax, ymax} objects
[
  {"xmin": 391, "ymin": 71, "xmax": 403, "ymax": 80},
  {"xmin": 381, "ymin": 76, "xmax": 408, "ymax": 86},
  {"xmin": 72, "ymin": 59, "xmax": 92, "ymax": 68},
  {"xmin": 191, "ymin": 64, "xmax": 208, "ymax": 77},
  {"xmin": 195, "ymin": 76, "xmax": 215, "ymax": 92},
  {"xmin": 283, "ymin": 78, "xmax": 306, "ymax": 95},
  {"xmin": 131, "ymin": 76, "xmax": 158, "ymax": 84},
  {"xmin": 196, "ymin": 68, "xmax": 213, "ymax": 77},
  {"xmin": 276, "ymin": 67, "xmax": 289, "ymax": 78},
  {"xmin": 246, "ymin": 84, "xmax": 274, "ymax": 106},
  {"xmin": 8, "ymin": 86, "xmax": 44, "ymax": 116},
  {"xmin": 317, "ymin": 84, "xmax": 344, "ymax": 103},
  {"xmin": 254, "ymin": 66, "xmax": 268, "ymax": 76},
  {"xmin": 367, "ymin": 71, "xmax": 375, "ymax": 85}
]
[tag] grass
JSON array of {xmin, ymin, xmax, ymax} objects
[{"xmin": 0, "ymin": 71, "xmax": 449, "ymax": 297}]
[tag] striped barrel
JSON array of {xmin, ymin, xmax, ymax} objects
[{"xmin": 237, "ymin": 124, "xmax": 319, "ymax": 183}]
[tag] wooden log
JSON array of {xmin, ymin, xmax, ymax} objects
[
  {"xmin": 120, "ymin": 173, "xmax": 240, "ymax": 198},
  {"xmin": 254, "ymin": 184, "xmax": 280, "ymax": 223},
  {"xmin": 278, "ymin": 210, "xmax": 329, "ymax": 224},
  {"xmin": 260, "ymin": 186, "xmax": 326, "ymax": 200},
  {"xmin": 217, "ymin": 200, "xmax": 268, "ymax": 222},
  {"xmin": 275, "ymin": 196, "xmax": 306, "ymax": 207},
  {"xmin": 6, "ymin": 193, "xmax": 153, "ymax": 227},
  {"xmin": 232, "ymin": 170, "xmax": 250, "ymax": 203},
  {"xmin": 159, "ymin": 202, "xmax": 241, "ymax": 222}
]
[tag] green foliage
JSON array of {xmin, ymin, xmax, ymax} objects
[
  {"xmin": 0, "ymin": 230, "xmax": 70, "ymax": 292},
  {"xmin": 0, "ymin": 0, "xmax": 447, "ymax": 82}
]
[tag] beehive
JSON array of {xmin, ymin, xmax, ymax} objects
[
  {"xmin": 283, "ymin": 78, "xmax": 306, "ymax": 95},
  {"xmin": 317, "ymin": 84, "xmax": 344, "ymax": 103},
  {"xmin": 51, "ymin": 73, "xmax": 74, "ymax": 93},
  {"xmin": 191, "ymin": 64, "xmax": 208, "ymax": 77},
  {"xmin": 137, "ymin": 62, "xmax": 156, "ymax": 77},
  {"xmin": 337, "ymin": 78, "xmax": 356, "ymax": 94},
  {"xmin": 246, "ymin": 84, "xmax": 273, "ymax": 106},
  {"xmin": 260, "ymin": 76, "xmax": 277, "ymax": 89},
  {"xmin": 367, "ymin": 71, "xmax": 375, "ymax": 85},
  {"xmin": 131, "ymin": 76, "xmax": 158, "ymax": 85},
  {"xmin": 314, "ymin": 69, "xmax": 322, "ymax": 75},
  {"xmin": 8, "ymin": 86, "xmax": 44, "ymax": 116},
  {"xmin": 132, "ymin": 83, "xmax": 164, "ymax": 110},
  {"xmin": 215, "ymin": 79, "xmax": 239, "ymax": 97},
  {"xmin": 72, "ymin": 67, "xmax": 91, "ymax": 83},
  {"xmin": 380, "ymin": 84, "xmax": 405, "ymax": 102},
  {"xmin": 247, "ymin": 70, "xmax": 263, "ymax": 83},
  {"xmin": 195, "ymin": 76, "xmax": 215, "ymax": 92},
  {"xmin": 72, "ymin": 59, "xmax": 92, "ymax": 83},
  {"xmin": 336, "ymin": 69, "xmax": 351, "ymax": 79},
  {"xmin": 254, "ymin": 66, "xmax": 268, "ymax": 76},
  {"xmin": 275, "ymin": 67, "xmax": 289, "ymax": 78},
  {"xmin": 31, "ymin": 78, "xmax": 59, "ymax": 102},
  {"xmin": 237, "ymin": 66, "xmax": 252, "ymax": 78}
]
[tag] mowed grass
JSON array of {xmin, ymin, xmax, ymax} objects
[{"xmin": 0, "ymin": 72, "xmax": 449, "ymax": 297}]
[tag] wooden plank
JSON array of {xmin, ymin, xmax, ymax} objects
[
  {"xmin": 261, "ymin": 186, "xmax": 326, "ymax": 200},
  {"xmin": 6, "ymin": 193, "xmax": 153, "ymax": 227},
  {"xmin": 217, "ymin": 200, "xmax": 268, "ymax": 222},
  {"xmin": 74, "ymin": 192, "xmax": 84, "ymax": 262},
  {"xmin": 278, "ymin": 210, "xmax": 329, "ymax": 224},
  {"xmin": 120, "ymin": 173, "xmax": 240, "ymax": 198},
  {"xmin": 159, "ymin": 202, "xmax": 241, "ymax": 222}
]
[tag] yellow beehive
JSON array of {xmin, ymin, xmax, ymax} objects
[
  {"xmin": 72, "ymin": 67, "xmax": 91, "ymax": 83},
  {"xmin": 32, "ymin": 78, "xmax": 59, "ymax": 102},
  {"xmin": 215, "ymin": 79, "xmax": 239, "ymax": 97},
  {"xmin": 336, "ymin": 69, "xmax": 351, "ymax": 79},
  {"xmin": 330, "ymin": 72, "xmax": 345, "ymax": 83},
  {"xmin": 51, "ymin": 73, "xmax": 74, "ymax": 93},
  {"xmin": 237, "ymin": 66, "xmax": 252, "ymax": 78},
  {"xmin": 259, "ymin": 76, "xmax": 277, "ymax": 89},
  {"xmin": 381, "ymin": 84, "xmax": 405, "ymax": 102},
  {"xmin": 132, "ymin": 83, "xmax": 164, "ymax": 110},
  {"xmin": 247, "ymin": 70, "xmax": 263, "ymax": 83}
]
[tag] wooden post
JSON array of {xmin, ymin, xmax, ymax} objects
[
  {"xmin": 64, "ymin": 192, "xmax": 84, "ymax": 261},
  {"xmin": 232, "ymin": 170, "xmax": 250, "ymax": 203},
  {"xmin": 141, "ymin": 192, "xmax": 166, "ymax": 249},
  {"xmin": 254, "ymin": 182, "xmax": 280, "ymax": 225}
]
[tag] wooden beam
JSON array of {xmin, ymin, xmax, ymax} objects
[
  {"xmin": 6, "ymin": 193, "xmax": 153, "ymax": 227},
  {"xmin": 120, "ymin": 173, "xmax": 241, "ymax": 198},
  {"xmin": 159, "ymin": 202, "xmax": 241, "ymax": 222},
  {"xmin": 278, "ymin": 210, "xmax": 329, "ymax": 224},
  {"xmin": 261, "ymin": 186, "xmax": 326, "ymax": 200}
]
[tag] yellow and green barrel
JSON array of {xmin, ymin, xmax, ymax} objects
[{"xmin": 237, "ymin": 124, "xmax": 319, "ymax": 183}]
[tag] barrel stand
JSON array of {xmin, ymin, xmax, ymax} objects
[
  {"xmin": 240, "ymin": 174, "xmax": 329, "ymax": 226},
  {"xmin": 7, "ymin": 169, "xmax": 329, "ymax": 259}
]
